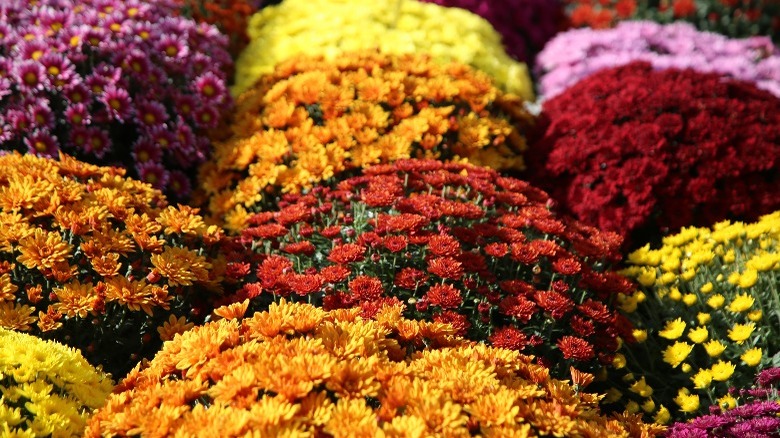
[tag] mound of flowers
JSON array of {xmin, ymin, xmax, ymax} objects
[
  {"xmin": 85, "ymin": 300, "xmax": 662, "ymax": 437},
  {"xmin": 232, "ymin": 0, "xmax": 534, "ymax": 99},
  {"xmin": 0, "ymin": 0, "xmax": 232, "ymax": 200},
  {"xmin": 603, "ymin": 212, "xmax": 780, "ymax": 422},
  {"xmin": 199, "ymin": 51, "xmax": 535, "ymax": 231},
  {"xmin": 0, "ymin": 328, "xmax": 114, "ymax": 437},
  {"xmin": 528, "ymin": 62, "xmax": 780, "ymax": 247},
  {"xmin": 667, "ymin": 367, "xmax": 780, "ymax": 437},
  {"xmin": 217, "ymin": 159, "xmax": 637, "ymax": 380},
  {"xmin": 0, "ymin": 153, "xmax": 224, "ymax": 377},
  {"xmin": 563, "ymin": 0, "xmax": 780, "ymax": 43},
  {"xmin": 535, "ymin": 21, "xmax": 780, "ymax": 99},
  {"xmin": 420, "ymin": 0, "xmax": 567, "ymax": 63}
]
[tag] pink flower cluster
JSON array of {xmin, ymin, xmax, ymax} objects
[
  {"xmin": 535, "ymin": 21, "xmax": 780, "ymax": 99},
  {"xmin": 0, "ymin": 0, "xmax": 232, "ymax": 199}
]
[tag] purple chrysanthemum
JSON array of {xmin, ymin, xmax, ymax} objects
[{"xmin": 0, "ymin": 0, "xmax": 233, "ymax": 200}]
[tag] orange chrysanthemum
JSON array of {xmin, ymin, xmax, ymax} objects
[
  {"xmin": 198, "ymin": 51, "xmax": 534, "ymax": 231},
  {"xmin": 0, "ymin": 153, "xmax": 223, "ymax": 377},
  {"xmin": 86, "ymin": 301, "xmax": 663, "ymax": 437}
]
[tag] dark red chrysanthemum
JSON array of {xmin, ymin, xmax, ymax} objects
[
  {"xmin": 424, "ymin": 284, "xmax": 463, "ymax": 309},
  {"xmin": 534, "ymin": 290, "xmax": 575, "ymax": 319},
  {"xmin": 489, "ymin": 326, "xmax": 529, "ymax": 351},
  {"xmin": 394, "ymin": 268, "xmax": 429, "ymax": 290},
  {"xmin": 433, "ymin": 310, "xmax": 471, "ymax": 336},
  {"xmin": 499, "ymin": 295, "xmax": 538, "ymax": 323},
  {"xmin": 557, "ymin": 336, "xmax": 595, "ymax": 361},
  {"xmin": 528, "ymin": 62, "xmax": 780, "ymax": 248}
]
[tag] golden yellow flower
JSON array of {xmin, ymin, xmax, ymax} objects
[
  {"xmin": 727, "ymin": 293, "xmax": 755, "ymax": 313},
  {"xmin": 696, "ymin": 312, "xmax": 711, "ymax": 325},
  {"xmin": 703, "ymin": 340, "xmax": 727, "ymax": 357},
  {"xmin": 748, "ymin": 310, "xmax": 763, "ymax": 322},
  {"xmin": 674, "ymin": 389, "xmax": 700, "ymax": 413},
  {"xmin": 687, "ymin": 326, "xmax": 709, "ymax": 344},
  {"xmin": 718, "ymin": 394, "xmax": 737, "ymax": 410},
  {"xmin": 691, "ymin": 369, "xmax": 712, "ymax": 389},
  {"xmin": 682, "ymin": 294, "xmax": 697, "ymax": 306},
  {"xmin": 699, "ymin": 282, "xmax": 713, "ymax": 294},
  {"xmin": 663, "ymin": 342, "xmax": 693, "ymax": 368},
  {"xmin": 654, "ymin": 405, "xmax": 671, "ymax": 424},
  {"xmin": 740, "ymin": 347, "xmax": 762, "ymax": 367},
  {"xmin": 737, "ymin": 268, "xmax": 758, "ymax": 288},
  {"xmin": 632, "ymin": 329, "xmax": 647, "ymax": 343},
  {"xmin": 628, "ymin": 377, "xmax": 653, "ymax": 397},
  {"xmin": 156, "ymin": 205, "xmax": 207, "ymax": 236},
  {"xmin": 706, "ymin": 294, "xmax": 725, "ymax": 309},
  {"xmin": 727, "ymin": 323, "xmax": 755, "ymax": 344},
  {"xmin": 710, "ymin": 360, "xmax": 735, "ymax": 381},
  {"xmin": 658, "ymin": 318, "xmax": 686, "ymax": 340}
]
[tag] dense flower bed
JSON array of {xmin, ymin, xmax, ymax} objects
[
  {"xmin": 199, "ymin": 51, "xmax": 534, "ymax": 231},
  {"xmin": 420, "ymin": 0, "xmax": 567, "ymax": 63},
  {"xmin": 563, "ymin": 0, "xmax": 780, "ymax": 43},
  {"xmin": 218, "ymin": 159, "xmax": 636, "ymax": 379},
  {"xmin": 0, "ymin": 153, "xmax": 224, "ymax": 377},
  {"xmin": 0, "ymin": 328, "xmax": 114, "ymax": 436},
  {"xmin": 667, "ymin": 367, "xmax": 780, "ymax": 437},
  {"xmin": 232, "ymin": 0, "xmax": 534, "ymax": 99},
  {"xmin": 604, "ymin": 212, "xmax": 780, "ymax": 421},
  {"xmin": 85, "ymin": 300, "xmax": 662, "ymax": 437},
  {"xmin": 536, "ymin": 21, "xmax": 780, "ymax": 99},
  {"xmin": 0, "ymin": 0, "xmax": 232, "ymax": 200},
  {"xmin": 528, "ymin": 62, "xmax": 780, "ymax": 247}
]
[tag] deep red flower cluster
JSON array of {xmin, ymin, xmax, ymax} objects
[
  {"xmin": 527, "ymin": 62, "xmax": 780, "ymax": 246},
  {"xmin": 220, "ymin": 159, "xmax": 636, "ymax": 378}
]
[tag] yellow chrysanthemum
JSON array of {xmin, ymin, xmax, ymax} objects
[
  {"xmin": 703, "ymin": 340, "xmax": 727, "ymax": 358},
  {"xmin": 727, "ymin": 323, "xmax": 755, "ymax": 345},
  {"xmin": 706, "ymin": 294, "xmax": 725, "ymax": 309},
  {"xmin": 673, "ymin": 389, "xmax": 700, "ymax": 413},
  {"xmin": 659, "ymin": 318, "xmax": 686, "ymax": 340},
  {"xmin": 663, "ymin": 342, "xmax": 693, "ymax": 368},
  {"xmin": 710, "ymin": 361, "xmax": 735, "ymax": 382},
  {"xmin": 740, "ymin": 348, "xmax": 762, "ymax": 367},
  {"xmin": 234, "ymin": 0, "xmax": 533, "ymax": 99},
  {"xmin": 727, "ymin": 293, "xmax": 755, "ymax": 313},
  {"xmin": 691, "ymin": 369, "xmax": 712, "ymax": 389},
  {"xmin": 687, "ymin": 326, "xmax": 709, "ymax": 344}
]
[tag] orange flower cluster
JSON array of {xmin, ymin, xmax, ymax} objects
[
  {"xmin": 174, "ymin": 0, "xmax": 260, "ymax": 58},
  {"xmin": 198, "ymin": 51, "xmax": 534, "ymax": 231},
  {"xmin": 86, "ymin": 300, "xmax": 662, "ymax": 437},
  {"xmin": 0, "ymin": 152, "xmax": 225, "ymax": 377}
]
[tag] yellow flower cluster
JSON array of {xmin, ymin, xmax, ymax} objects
[
  {"xmin": 201, "ymin": 51, "xmax": 534, "ymax": 231},
  {"xmin": 0, "ymin": 328, "xmax": 113, "ymax": 437},
  {"xmin": 607, "ymin": 211, "xmax": 780, "ymax": 421},
  {"xmin": 233, "ymin": 0, "xmax": 534, "ymax": 99},
  {"xmin": 86, "ymin": 300, "xmax": 662, "ymax": 437},
  {"xmin": 0, "ymin": 152, "xmax": 225, "ymax": 377}
]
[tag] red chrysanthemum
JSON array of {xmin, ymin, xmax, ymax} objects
[
  {"xmin": 348, "ymin": 276, "xmax": 384, "ymax": 301},
  {"xmin": 528, "ymin": 62, "xmax": 780, "ymax": 248},
  {"xmin": 557, "ymin": 336, "xmax": 595, "ymax": 361},
  {"xmin": 226, "ymin": 159, "xmax": 635, "ymax": 379},
  {"xmin": 427, "ymin": 257, "xmax": 465, "ymax": 280},
  {"xmin": 489, "ymin": 326, "xmax": 529, "ymax": 351},
  {"xmin": 424, "ymin": 284, "xmax": 463, "ymax": 309},
  {"xmin": 327, "ymin": 243, "xmax": 366, "ymax": 264}
]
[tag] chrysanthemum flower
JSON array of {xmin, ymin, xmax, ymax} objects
[
  {"xmin": 0, "ymin": 153, "xmax": 224, "ymax": 377},
  {"xmin": 85, "ymin": 300, "xmax": 662, "ymax": 437},
  {"xmin": 0, "ymin": 328, "xmax": 114, "ymax": 437},
  {"xmin": 604, "ymin": 211, "xmax": 780, "ymax": 421},
  {"xmin": 233, "ymin": 0, "xmax": 533, "ymax": 98},
  {"xmin": 0, "ymin": 0, "xmax": 232, "ymax": 200},
  {"xmin": 217, "ymin": 159, "xmax": 636, "ymax": 379},
  {"xmin": 200, "ymin": 51, "xmax": 535, "ymax": 230}
]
